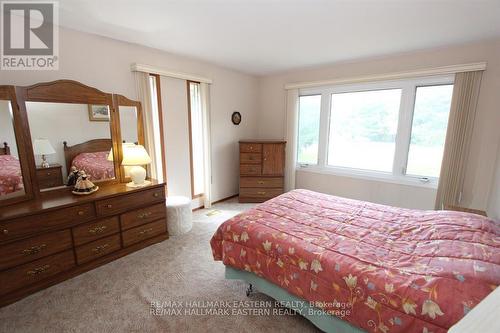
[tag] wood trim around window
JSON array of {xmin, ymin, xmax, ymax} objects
[{"xmin": 186, "ymin": 80, "xmax": 203, "ymax": 199}]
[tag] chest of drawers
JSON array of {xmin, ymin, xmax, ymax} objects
[
  {"xmin": 239, "ymin": 141, "xmax": 286, "ymax": 203},
  {"xmin": 0, "ymin": 181, "xmax": 167, "ymax": 307}
]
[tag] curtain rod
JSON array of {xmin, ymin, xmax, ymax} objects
[
  {"xmin": 131, "ymin": 63, "xmax": 213, "ymax": 84},
  {"xmin": 284, "ymin": 62, "xmax": 487, "ymax": 90}
]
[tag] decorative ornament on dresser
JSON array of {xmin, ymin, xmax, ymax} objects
[{"xmin": 71, "ymin": 173, "xmax": 99, "ymax": 195}]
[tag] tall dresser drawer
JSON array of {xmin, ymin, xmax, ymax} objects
[
  {"xmin": 72, "ymin": 217, "xmax": 120, "ymax": 246},
  {"xmin": 239, "ymin": 188, "xmax": 283, "ymax": 199},
  {"xmin": 240, "ymin": 143, "xmax": 262, "ymax": 153},
  {"xmin": 0, "ymin": 250, "xmax": 75, "ymax": 296},
  {"xmin": 121, "ymin": 203, "xmax": 166, "ymax": 230},
  {"xmin": 0, "ymin": 203, "xmax": 95, "ymax": 242},
  {"xmin": 240, "ymin": 164, "xmax": 261, "ymax": 176},
  {"xmin": 96, "ymin": 187, "xmax": 165, "ymax": 216},
  {"xmin": 240, "ymin": 153, "xmax": 261, "ymax": 164},
  {"xmin": 240, "ymin": 177, "xmax": 283, "ymax": 188},
  {"xmin": 122, "ymin": 219, "xmax": 167, "ymax": 247},
  {"xmin": 0, "ymin": 230, "xmax": 72, "ymax": 271},
  {"xmin": 75, "ymin": 234, "xmax": 121, "ymax": 265}
]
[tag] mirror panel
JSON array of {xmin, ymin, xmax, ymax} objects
[
  {"xmin": 0, "ymin": 100, "xmax": 26, "ymax": 200},
  {"xmin": 119, "ymin": 105, "xmax": 139, "ymax": 144},
  {"xmin": 26, "ymin": 102, "xmax": 115, "ymax": 191}
]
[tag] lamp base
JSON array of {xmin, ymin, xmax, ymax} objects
[{"xmin": 126, "ymin": 180, "xmax": 151, "ymax": 188}]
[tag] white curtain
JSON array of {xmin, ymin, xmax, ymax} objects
[
  {"xmin": 200, "ymin": 82, "xmax": 212, "ymax": 208},
  {"xmin": 435, "ymin": 70, "xmax": 483, "ymax": 209},
  {"xmin": 284, "ymin": 89, "xmax": 299, "ymax": 191},
  {"xmin": 134, "ymin": 72, "xmax": 163, "ymax": 183}
]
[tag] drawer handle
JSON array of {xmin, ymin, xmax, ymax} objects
[
  {"xmin": 22, "ymin": 244, "xmax": 47, "ymax": 255},
  {"xmin": 2, "ymin": 229, "xmax": 8, "ymax": 235},
  {"xmin": 46, "ymin": 172, "xmax": 51, "ymax": 176},
  {"xmin": 257, "ymin": 181, "xmax": 265, "ymax": 184},
  {"xmin": 106, "ymin": 204, "xmax": 113, "ymax": 208},
  {"xmin": 249, "ymin": 147, "xmax": 253, "ymax": 150},
  {"xmin": 153, "ymin": 193, "xmax": 160, "ymax": 198},
  {"xmin": 138, "ymin": 212, "xmax": 152, "ymax": 219},
  {"xmin": 139, "ymin": 228, "xmax": 153, "ymax": 235},
  {"xmin": 77, "ymin": 210, "xmax": 85, "ymax": 216},
  {"xmin": 92, "ymin": 243, "xmax": 110, "ymax": 253},
  {"xmin": 257, "ymin": 191, "xmax": 266, "ymax": 195},
  {"xmin": 27, "ymin": 264, "xmax": 50, "ymax": 276},
  {"xmin": 88, "ymin": 226, "xmax": 107, "ymax": 234}
]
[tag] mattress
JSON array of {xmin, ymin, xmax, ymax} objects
[
  {"xmin": 210, "ymin": 189, "xmax": 500, "ymax": 333},
  {"xmin": 0, "ymin": 155, "xmax": 23, "ymax": 195},
  {"xmin": 72, "ymin": 151, "xmax": 114, "ymax": 181}
]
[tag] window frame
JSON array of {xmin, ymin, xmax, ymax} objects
[
  {"xmin": 187, "ymin": 80, "xmax": 204, "ymax": 199},
  {"xmin": 297, "ymin": 75, "xmax": 455, "ymax": 188}
]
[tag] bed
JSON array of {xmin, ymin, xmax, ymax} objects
[
  {"xmin": 0, "ymin": 142, "xmax": 24, "ymax": 196},
  {"xmin": 63, "ymin": 139, "xmax": 114, "ymax": 181},
  {"xmin": 211, "ymin": 189, "xmax": 500, "ymax": 333}
]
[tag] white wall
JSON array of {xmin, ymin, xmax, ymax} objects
[
  {"xmin": 0, "ymin": 100, "xmax": 18, "ymax": 158},
  {"xmin": 258, "ymin": 38, "xmax": 500, "ymax": 211},
  {"xmin": 26, "ymin": 102, "xmax": 112, "ymax": 179},
  {"xmin": 0, "ymin": 26, "xmax": 259, "ymax": 203}
]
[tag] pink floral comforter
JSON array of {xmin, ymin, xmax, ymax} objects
[
  {"xmin": 0, "ymin": 155, "xmax": 23, "ymax": 195},
  {"xmin": 211, "ymin": 189, "xmax": 500, "ymax": 333},
  {"xmin": 72, "ymin": 151, "xmax": 114, "ymax": 181}
]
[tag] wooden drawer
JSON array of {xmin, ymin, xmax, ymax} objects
[
  {"xmin": 72, "ymin": 216, "xmax": 120, "ymax": 246},
  {"xmin": 96, "ymin": 187, "xmax": 165, "ymax": 216},
  {"xmin": 122, "ymin": 219, "xmax": 167, "ymax": 247},
  {"xmin": 120, "ymin": 203, "xmax": 166, "ymax": 231},
  {"xmin": 75, "ymin": 234, "xmax": 121, "ymax": 265},
  {"xmin": 240, "ymin": 153, "xmax": 261, "ymax": 164},
  {"xmin": 240, "ymin": 143, "xmax": 262, "ymax": 153},
  {"xmin": 0, "ymin": 250, "xmax": 75, "ymax": 296},
  {"xmin": 240, "ymin": 164, "xmax": 261, "ymax": 176},
  {"xmin": 0, "ymin": 203, "xmax": 95, "ymax": 242},
  {"xmin": 239, "ymin": 188, "xmax": 283, "ymax": 199},
  {"xmin": 0, "ymin": 230, "xmax": 72, "ymax": 271},
  {"xmin": 36, "ymin": 168, "xmax": 63, "ymax": 189},
  {"xmin": 240, "ymin": 177, "xmax": 283, "ymax": 188}
]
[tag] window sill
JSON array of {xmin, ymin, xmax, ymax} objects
[{"xmin": 296, "ymin": 165, "xmax": 438, "ymax": 189}]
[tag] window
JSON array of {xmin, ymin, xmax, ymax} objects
[
  {"xmin": 148, "ymin": 74, "xmax": 166, "ymax": 183},
  {"xmin": 406, "ymin": 85, "xmax": 453, "ymax": 177},
  {"xmin": 187, "ymin": 81, "xmax": 204, "ymax": 197},
  {"xmin": 328, "ymin": 89, "xmax": 401, "ymax": 172},
  {"xmin": 297, "ymin": 95, "xmax": 321, "ymax": 164},
  {"xmin": 297, "ymin": 76, "xmax": 454, "ymax": 186}
]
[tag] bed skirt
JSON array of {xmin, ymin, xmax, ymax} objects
[{"xmin": 225, "ymin": 266, "xmax": 365, "ymax": 333}]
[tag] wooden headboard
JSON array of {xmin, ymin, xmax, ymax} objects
[
  {"xmin": 63, "ymin": 139, "xmax": 112, "ymax": 172},
  {"xmin": 0, "ymin": 142, "xmax": 11, "ymax": 155}
]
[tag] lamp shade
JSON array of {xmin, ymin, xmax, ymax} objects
[
  {"xmin": 121, "ymin": 145, "xmax": 152, "ymax": 166},
  {"xmin": 33, "ymin": 138, "xmax": 56, "ymax": 155},
  {"xmin": 107, "ymin": 143, "xmax": 136, "ymax": 161}
]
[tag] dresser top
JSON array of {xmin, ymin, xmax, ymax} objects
[
  {"xmin": 239, "ymin": 140, "xmax": 286, "ymax": 144},
  {"xmin": 0, "ymin": 181, "xmax": 165, "ymax": 221}
]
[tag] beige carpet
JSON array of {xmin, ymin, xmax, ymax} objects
[{"xmin": 0, "ymin": 199, "xmax": 320, "ymax": 333}]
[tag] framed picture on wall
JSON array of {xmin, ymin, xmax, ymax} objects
[{"xmin": 88, "ymin": 105, "xmax": 110, "ymax": 122}]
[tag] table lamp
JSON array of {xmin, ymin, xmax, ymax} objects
[
  {"xmin": 121, "ymin": 144, "xmax": 152, "ymax": 187},
  {"xmin": 33, "ymin": 138, "xmax": 56, "ymax": 168}
]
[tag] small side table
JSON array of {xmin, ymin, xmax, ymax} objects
[
  {"xmin": 166, "ymin": 196, "xmax": 192, "ymax": 236},
  {"xmin": 36, "ymin": 164, "xmax": 64, "ymax": 189},
  {"xmin": 444, "ymin": 204, "xmax": 487, "ymax": 217}
]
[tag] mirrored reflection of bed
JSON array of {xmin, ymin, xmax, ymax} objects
[
  {"xmin": 25, "ymin": 101, "xmax": 115, "ymax": 189},
  {"xmin": 0, "ymin": 142, "xmax": 24, "ymax": 197}
]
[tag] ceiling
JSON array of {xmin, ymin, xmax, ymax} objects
[{"xmin": 58, "ymin": 0, "xmax": 500, "ymax": 75}]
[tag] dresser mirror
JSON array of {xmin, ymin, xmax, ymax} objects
[
  {"xmin": 0, "ymin": 100, "xmax": 26, "ymax": 200},
  {"xmin": 25, "ymin": 102, "xmax": 115, "ymax": 190}
]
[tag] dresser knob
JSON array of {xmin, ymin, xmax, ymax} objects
[
  {"xmin": 250, "ymin": 147, "xmax": 253, "ymax": 150},
  {"xmin": 46, "ymin": 172, "xmax": 51, "ymax": 176},
  {"xmin": 153, "ymin": 193, "xmax": 159, "ymax": 198},
  {"xmin": 77, "ymin": 211, "xmax": 85, "ymax": 216},
  {"xmin": 3, "ymin": 229, "xmax": 8, "ymax": 235},
  {"xmin": 107, "ymin": 204, "xmax": 113, "ymax": 208}
]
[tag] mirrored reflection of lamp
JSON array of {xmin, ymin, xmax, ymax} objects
[
  {"xmin": 121, "ymin": 145, "xmax": 152, "ymax": 188},
  {"xmin": 33, "ymin": 138, "xmax": 55, "ymax": 168}
]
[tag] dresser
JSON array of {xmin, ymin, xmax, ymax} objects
[
  {"xmin": 239, "ymin": 140, "xmax": 286, "ymax": 203},
  {"xmin": 0, "ymin": 181, "xmax": 167, "ymax": 307},
  {"xmin": 36, "ymin": 164, "xmax": 64, "ymax": 189}
]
